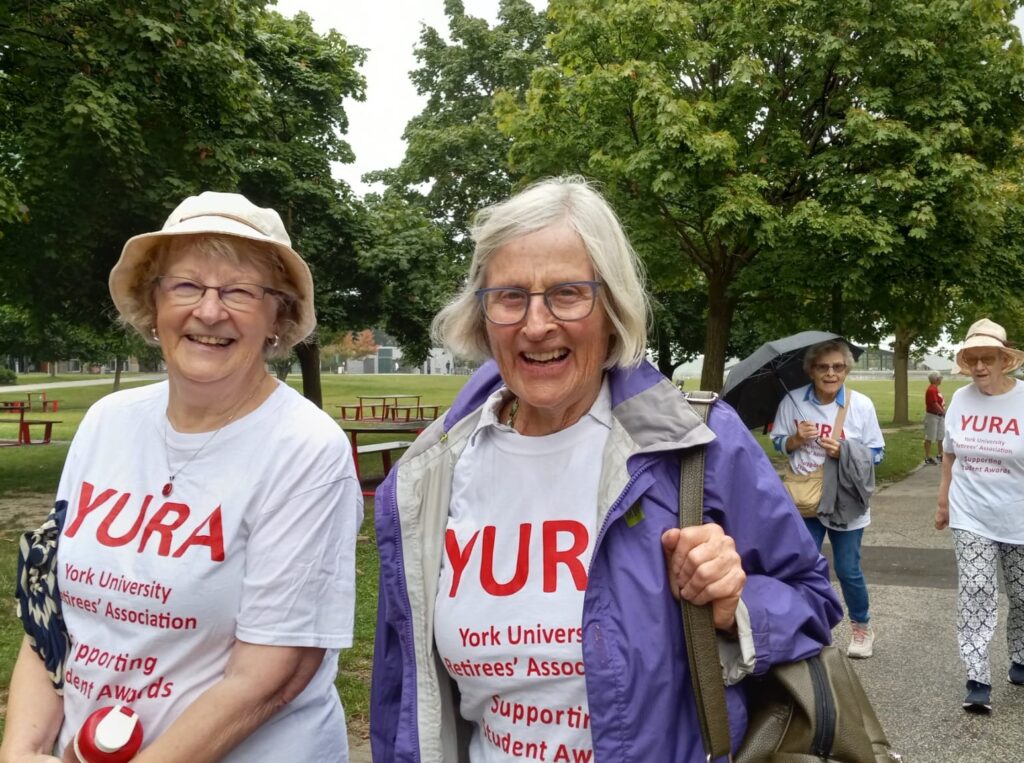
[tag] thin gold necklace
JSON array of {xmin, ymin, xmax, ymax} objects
[{"xmin": 161, "ymin": 378, "xmax": 267, "ymax": 497}]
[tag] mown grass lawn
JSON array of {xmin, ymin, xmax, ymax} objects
[{"xmin": 0, "ymin": 370, "xmax": 965, "ymax": 736}]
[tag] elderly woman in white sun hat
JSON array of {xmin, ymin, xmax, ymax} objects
[
  {"xmin": 936, "ymin": 317, "xmax": 1024, "ymax": 714},
  {"xmin": 2, "ymin": 192, "xmax": 363, "ymax": 762}
]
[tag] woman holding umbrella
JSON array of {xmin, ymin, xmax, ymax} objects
[{"xmin": 771, "ymin": 340, "xmax": 885, "ymax": 659}]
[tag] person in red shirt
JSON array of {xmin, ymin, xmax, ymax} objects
[{"xmin": 923, "ymin": 371, "xmax": 945, "ymax": 465}]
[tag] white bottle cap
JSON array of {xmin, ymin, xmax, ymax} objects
[{"xmin": 94, "ymin": 705, "xmax": 139, "ymax": 753}]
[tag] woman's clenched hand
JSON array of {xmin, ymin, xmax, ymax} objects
[{"xmin": 661, "ymin": 524, "xmax": 746, "ymax": 633}]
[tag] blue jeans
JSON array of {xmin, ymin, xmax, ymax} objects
[{"xmin": 803, "ymin": 518, "xmax": 870, "ymax": 625}]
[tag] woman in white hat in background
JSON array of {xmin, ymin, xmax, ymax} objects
[
  {"xmin": 935, "ymin": 318, "xmax": 1024, "ymax": 714},
  {"xmin": 1, "ymin": 192, "xmax": 363, "ymax": 761}
]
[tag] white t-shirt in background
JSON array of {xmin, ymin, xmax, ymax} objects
[
  {"xmin": 434, "ymin": 384, "xmax": 611, "ymax": 762},
  {"xmin": 55, "ymin": 380, "xmax": 363, "ymax": 761},
  {"xmin": 772, "ymin": 384, "xmax": 884, "ymax": 531},
  {"xmin": 944, "ymin": 380, "xmax": 1024, "ymax": 544}
]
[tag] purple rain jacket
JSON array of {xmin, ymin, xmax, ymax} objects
[{"xmin": 371, "ymin": 360, "xmax": 842, "ymax": 762}]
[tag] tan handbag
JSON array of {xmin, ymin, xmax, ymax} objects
[{"xmin": 782, "ymin": 403, "xmax": 848, "ymax": 518}]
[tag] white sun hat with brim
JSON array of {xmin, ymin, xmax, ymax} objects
[
  {"xmin": 109, "ymin": 191, "xmax": 316, "ymax": 342},
  {"xmin": 954, "ymin": 318, "xmax": 1024, "ymax": 375}
]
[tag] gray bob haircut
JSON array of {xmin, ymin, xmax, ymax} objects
[
  {"xmin": 432, "ymin": 176, "xmax": 650, "ymax": 368},
  {"xmin": 928, "ymin": 371, "xmax": 943, "ymax": 384}
]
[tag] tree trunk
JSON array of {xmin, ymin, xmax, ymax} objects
[
  {"xmin": 656, "ymin": 320, "xmax": 673, "ymax": 378},
  {"xmin": 830, "ymin": 283, "xmax": 844, "ymax": 335},
  {"xmin": 296, "ymin": 342, "xmax": 323, "ymax": 408},
  {"xmin": 271, "ymin": 360, "xmax": 291, "ymax": 381},
  {"xmin": 112, "ymin": 358, "xmax": 122, "ymax": 393},
  {"xmin": 699, "ymin": 272, "xmax": 737, "ymax": 392},
  {"xmin": 891, "ymin": 325, "xmax": 916, "ymax": 426}
]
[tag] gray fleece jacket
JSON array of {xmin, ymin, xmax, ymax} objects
[{"xmin": 818, "ymin": 439, "xmax": 875, "ymax": 528}]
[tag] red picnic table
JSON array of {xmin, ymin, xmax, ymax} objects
[
  {"xmin": 27, "ymin": 391, "xmax": 60, "ymax": 412},
  {"xmin": 0, "ymin": 402, "xmax": 62, "ymax": 446},
  {"xmin": 339, "ymin": 419, "xmax": 434, "ymax": 497},
  {"xmin": 339, "ymin": 394, "xmax": 423, "ymax": 423}
]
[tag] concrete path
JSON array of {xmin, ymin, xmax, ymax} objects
[
  {"xmin": 348, "ymin": 736, "xmax": 371, "ymax": 763},
  {"xmin": 0, "ymin": 375, "xmax": 166, "ymax": 393},
  {"xmin": 831, "ymin": 463, "xmax": 1024, "ymax": 762}
]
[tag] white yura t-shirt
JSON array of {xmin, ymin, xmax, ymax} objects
[
  {"xmin": 434, "ymin": 384, "xmax": 611, "ymax": 762},
  {"xmin": 54, "ymin": 380, "xmax": 363, "ymax": 761}
]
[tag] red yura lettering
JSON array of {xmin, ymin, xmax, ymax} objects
[
  {"xmin": 960, "ymin": 414, "xmax": 1021, "ymax": 435},
  {"xmin": 445, "ymin": 520, "xmax": 589, "ymax": 597},
  {"xmin": 65, "ymin": 482, "xmax": 225, "ymax": 562}
]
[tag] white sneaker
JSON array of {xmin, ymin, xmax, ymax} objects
[{"xmin": 847, "ymin": 622, "xmax": 874, "ymax": 658}]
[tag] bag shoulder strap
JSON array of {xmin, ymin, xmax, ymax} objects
[
  {"xmin": 833, "ymin": 393, "xmax": 849, "ymax": 436},
  {"xmin": 678, "ymin": 391, "xmax": 732, "ymax": 761}
]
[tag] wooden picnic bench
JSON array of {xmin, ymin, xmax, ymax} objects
[
  {"xmin": 389, "ymin": 404, "xmax": 443, "ymax": 422},
  {"xmin": 26, "ymin": 391, "xmax": 60, "ymax": 412},
  {"xmin": 356, "ymin": 440, "xmax": 411, "ymax": 468},
  {"xmin": 338, "ymin": 402, "xmax": 391, "ymax": 422},
  {"xmin": 341, "ymin": 420, "xmax": 432, "ymax": 496},
  {"xmin": 353, "ymin": 440, "xmax": 413, "ymax": 495},
  {"xmin": 418, "ymin": 404, "xmax": 441, "ymax": 420},
  {"xmin": 0, "ymin": 406, "xmax": 62, "ymax": 446},
  {"xmin": 339, "ymin": 394, "xmax": 429, "ymax": 423}
]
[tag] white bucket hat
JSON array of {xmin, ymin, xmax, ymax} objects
[
  {"xmin": 109, "ymin": 191, "xmax": 316, "ymax": 342},
  {"xmin": 954, "ymin": 318, "xmax": 1024, "ymax": 375}
]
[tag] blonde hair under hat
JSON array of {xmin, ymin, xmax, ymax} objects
[
  {"xmin": 954, "ymin": 318, "xmax": 1024, "ymax": 375},
  {"xmin": 109, "ymin": 191, "xmax": 316, "ymax": 342}
]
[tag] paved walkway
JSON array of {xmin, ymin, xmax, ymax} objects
[
  {"xmin": 0, "ymin": 375, "xmax": 166, "ymax": 393},
  {"xmin": 349, "ymin": 735, "xmax": 371, "ymax": 763},
  {"xmin": 831, "ymin": 463, "xmax": 1024, "ymax": 761}
]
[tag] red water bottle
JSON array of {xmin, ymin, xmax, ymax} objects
[{"xmin": 73, "ymin": 705, "xmax": 144, "ymax": 763}]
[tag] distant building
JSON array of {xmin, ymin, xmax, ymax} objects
[{"xmin": 336, "ymin": 331, "xmax": 468, "ymax": 375}]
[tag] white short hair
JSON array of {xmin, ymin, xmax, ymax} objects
[
  {"xmin": 432, "ymin": 177, "xmax": 650, "ymax": 368},
  {"xmin": 803, "ymin": 340, "xmax": 855, "ymax": 373},
  {"xmin": 928, "ymin": 371, "xmax": 943, "ymax": 384}
]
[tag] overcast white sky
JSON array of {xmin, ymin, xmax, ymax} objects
[
  {"xmin": 271, "ymin": 1, "xmax": 1024, "ymax": 198},
  {"xmin": 271, "ymin": 1, "xmax": 545, "ymax": 195}
]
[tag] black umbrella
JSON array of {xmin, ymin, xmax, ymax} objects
[{"xmin": 721, "ymin": 331, "xmax": 863, "ymax": 430}]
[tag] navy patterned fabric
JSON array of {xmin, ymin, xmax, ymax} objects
[{"xmin": 15, "ymin": 500, "xmax": 69, "ymax": 693}]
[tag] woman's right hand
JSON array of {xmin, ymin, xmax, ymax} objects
[
  {"xmin": 934, "ymin": 500, "xmax": 949, "ymax": 530},
  {"xmin": 786, "ymin": 421, "xmax": 818, "ymax": 452},
  {"xmin": 795, "ymin": 420, "xmax": 818, "ymax": 444}
]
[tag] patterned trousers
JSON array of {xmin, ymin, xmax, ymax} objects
[{"xmin": 952, "ymin": 529, "xmax": 1024, "ymax": 684}]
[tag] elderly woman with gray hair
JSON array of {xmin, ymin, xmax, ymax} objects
[
  {"xmin": 772, "ymin": 340, "xmax": 885, "ymax": 660},
  {"xmin": 923, "ymin": 371, "xmax": 945, "ymax": 465},
  {"xmin": 2, "ymin": 192, "xmax": 362, "ymax": 762},
  {"xmin": 370, "ymin": 177, "xmax": 841, "ymax": 762},
  {"xmin": 935, "ymin": 318, "xmax": 1024, "ymax": 713}
]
